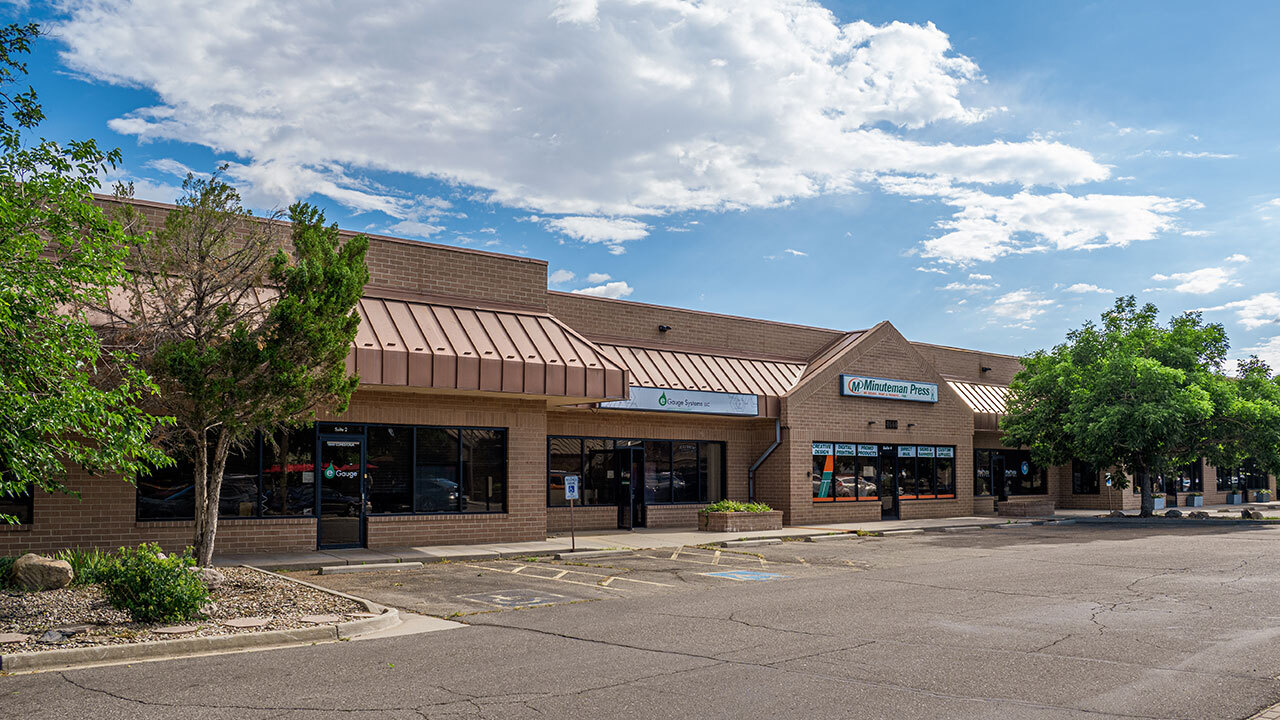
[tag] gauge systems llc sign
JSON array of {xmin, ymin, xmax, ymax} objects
[
  {"xmin": 599, "ymin": 386, "xmax": 759, "ymax": 416},
  {"xmin": 841, "ymin": 374, "xmax": 938, "ymax": 403}
]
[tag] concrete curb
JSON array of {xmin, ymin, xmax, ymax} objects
[
  {"xmin": 805, "ymin": 533, "xmax": 856, "ymax": 542},
  {"xmin": 1073, "ymin": 517, "xmax": 1280, "ymax": 527},
  {"xmin": 0, "ymin": 567, "xmax": 400, "ymax": 673},
  {"xmin": 720, "ymin": 538, "xmax": 782, "ymax": 547},
  {"xmin": 319, "ymin": 561, "xmax": 424, "ymax": 575}
]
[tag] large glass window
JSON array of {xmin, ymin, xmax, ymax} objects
[
  {"xmin": 974, "ymin": 449, "xmax": 992, "ymax": 497},
  {"xmin": 415, "ymin": 427, "xmax": 461, "ymax": 513},
  {"xmin": 137, "ymin": 457, "xmax": 197, "ymax": 521},
  {"xmin": 644, "ymin": 440, "xmax": 673, "ymax": 503},
  {"xmin": 263, "ymin": 427, "xmax": 315, "ymax": 516},
  {"xmin": 367, "ymin": 426, "xmax": 413, "ymax": 514},
  {"xmin": 1217, "ymin": 462, "xmax": 1267, "ymax": 492},
  {"xmin": 550, "ymin": 436, "xmax": 722, "ymax": 506},
  {"xmin": 815, "ymin": 443, "xmax": 953, "ymax": 502},
  {"xmin": 1072, "ymin": 461, "xmax": 1100, "ymax": 494},
  {"xmin": 219, "ymin": 440, "xmax": 262, "ymax": 517},
  {"xmin": 975, "ymin": 449, "xmax": 1045, "ymax": 496},
  {"xmin": 0, "ymin": 476, "xmax": 33, "ymax": 525},
  {"xmin": 461, "ymin": 429, "xmax": 506, "ymax": 512}
]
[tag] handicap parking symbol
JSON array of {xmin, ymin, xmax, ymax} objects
[
  {"xmin": 459, "ymin": 589, "xmax": 569, "ymax": 607},
  {"xmin": 701, "ymin": 570, "xmax": 788, "ymax": 582}
]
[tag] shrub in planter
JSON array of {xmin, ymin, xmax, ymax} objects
[
  {"xmin": 1151, "ymin": 494, "xmax": 1166, "ymax": 510},
  {"xmin": 1255, "ymin": 491, "xmax": 1273, "ymax": 503},
  {"xmin": 699, "ymin": 500, "xmax": 774, "ymax": 514},
  {"xmin": 698, "ymin": 500, "xmax": 781, "ymax": 532},
  {"xmin": 99, "ymin": 544, "xmax": 209, "ymax": 623}
]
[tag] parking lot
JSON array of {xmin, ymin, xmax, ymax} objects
[{"xmin": 13, "ymin": 522, "xmax": 1280, "ymax": 719}]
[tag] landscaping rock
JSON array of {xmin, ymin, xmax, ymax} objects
[
  {"xmin": 191, "ymin": 566, "xmax": 227, "ymax": 589},
  {"xmin": 38, "ymin": 629, "xmax": 68, "ymax": 644},
  {"xmin": 1108, "ymin": 510, "xmax": 1127, "ymax": 518},
  {"xmin": 1164, "ymin": 509, "xmax": 1183, "ymax": 518},
  {"xmin": 51, "ymin": 623, "xmax": 95, "ymax": 636},
  {"xmin": 1189, "ymin": 511, "xmax": 1211, "ymax": 519},
  {"xmin": 0, "ymin": 632, "xmax": 31, "ymax": 644},
  {"xmin": 12, "ymin": 553, "xmax": 74, "ymax": 591},
  {"xmin": 152, "ymin": 625, "xmax": 199, "ymax": 635},
  {"xmin": 1241, "ymin": 510, "xmax": 1252, "ymax": 519},
  {"xmin": 1249, "ymin": 510, "xmax": 1265, "ymax": 520},
  {"xmin": 221, "ymin": 617, "xmax": 270, "ymax": 628}
]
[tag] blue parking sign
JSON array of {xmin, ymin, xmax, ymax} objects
[{"xmin": 564, "ymin": 475, "xmax": 580, "ymax": 501}]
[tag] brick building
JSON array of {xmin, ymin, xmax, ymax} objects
[{"xmin": 2, "ymin": 198, "xmax": 1274, "ymax": 555}]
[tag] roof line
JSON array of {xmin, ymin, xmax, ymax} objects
[
  {"xmin": 913, "ymin": 340, "xmax": 1021, "ymax": 360},
  {"xmin": 587, "ymin": 335, "xmax": 812, "ymax": 364},
  {"xmin": 362, "ymin": 285, "xmax": 548, "ymax": 315},
  {"xmin": 547, "ymin": 289, "xmax": 849, "ymax": 334},
  {"xmin": 95, "ymin": 193, "xmax": 548, "ymax": 267}
]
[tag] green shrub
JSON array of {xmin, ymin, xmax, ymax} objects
[
  {"xmin": 51, "ymin": 548, "xmax": 114, "ymax": 586},
  {"xmin": 0, "ymin": 556, "xmax": 14, "ymax": 589},
  {"xmin": 99, "ymin": 544, "xmax": 209, "ymax": 623},
  {"xmin": 700, "ymin": 500, "xmax": 774, "ymax": 514}
]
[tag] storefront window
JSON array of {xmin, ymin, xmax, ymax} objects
[
  {"xmin": 974, "ymin": 449, "xmax": 992, "ymax": 497},
  {"xmin": 219, "ymin": 440, "xmax": 262, "ymax": 517},
  {"xmin": 262, "ymin": 427, "xmax": 315, "ymax": 516},
  {"xmin": 415, "ymin": 427, "xmax": 461, "ymax": 512},
  {"xmin": 0, "ymin": 475, "xmax": 33, "ymax": 525},
  {"xmin": 1072, "ymin": 461, "xmax": 1100, "ymax": 494},
  {"xmin": 1133, "ymin": 463, "xmax": 1203, "ymax": 495},
  {"xmin": 1216, "ymin": 461, "xmax": 1266, "ymax": 492},
  {"xmin": 550, "ymin": 436, "xmax": 722, "ymax": 506},
  {"xmin": 367, "ymin": 426, "xmax": 413, "ymax": 514},
  {"xmin": 814, "ymin": 443, "xmax": 954, "ymax": 502},
  {"xmin": 461, "ymin": 429, "xmax": 506, "ymax": 512}
]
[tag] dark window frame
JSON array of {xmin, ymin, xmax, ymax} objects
[
  {"xmin": 546, "ymin": 435, "xmax": 726, "ymax": 508},
  {"xmin": 138, "ymin": 422, "xmax": 510, "ymax": 522},
  {"xmin": 1071, "ymin": 460, "xmax": 1100, "ymax": 495},
  {"xmin": 812, "ymin": 442, "xmax": 957, "ymax": 503},
  {"xmin": 0, "ymin": 481, "xmax": 33, "ymax": 526},
  {"xmin": 974, "ymin": 448, "xmax": 1047, "ymax": 497}
]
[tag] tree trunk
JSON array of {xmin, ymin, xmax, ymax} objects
[
  {"xmin": 194, "ymin": 428, "xmax": 231, "ymax": 567},
  {"xmin": 192, "ymin": 429, "xmax": 209, "ymax": 560},
  {"xmin": 1139, "ymin": 469, "xmax": 1154, "ymax": 518}
]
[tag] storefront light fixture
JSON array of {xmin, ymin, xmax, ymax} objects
[{"xmin": 658, "ymin": 324, "xmax": 672, "ymax": 332}]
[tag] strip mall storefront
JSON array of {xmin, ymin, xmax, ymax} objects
[{"xmin": 1, "ymin": 196, "xmax": 1274, "ymax": 555}]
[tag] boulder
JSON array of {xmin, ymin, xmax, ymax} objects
[
  {"xmin": 1241, "ymin": 509, "xmax": 1253, "ymax": 519},
  {"xmin": 1164, "ymin": 509, "xmax": 1183, "ymax": 518},
  {"xmin": 190, "ymin": 566, "xmax": 226, "ymax": 590},
  {"xmin": 12, "ymin": 553, "xmax": 74, "ymax": 591},
  {"xmin": 1107, "ymin": 510, "xmax": 1127, "ymax": 518},
  {"xmin": 1249, "ymin": 510, "xmax": 1266, "ymax": 520},
  {"xmin": 1190, "ymin": 511, "xmax": 1210, "ymax": 519}
]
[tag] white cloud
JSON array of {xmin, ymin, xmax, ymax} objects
[
  {"xmin": 1238, "ymin": 336, "xmax": 1280, "ymax": 371},
  {"xmin": 968, "ymin": 273, "xmax": 992, "ymax": 280},
  {"xmin": 1064, "ymin": 283, "xmax": 1113, "ymax": 294},
  {"xmin": 386, "ymin": 219, "xmax": 444, "ymax": 238},
  {"xmin": 571, "ymin": 280, "xmax": 634, "ymax": 299},
  {"xmin": 1182, "ymin": 230, "xmax": 1213, "ymax": 237},
  {"xmin": 940, "ymin": 281, "xmax": 995, "ymax": 292},
  {"xmin": 881, "ymin": 177, "xmax": 1199, "ymax": 264},
  {"xmin": 543, "ymin": 216, "xmax": 649, "ymax": 254},
  {"xmin": 145, "ymin": 157, "xmax": 208, "ymax": 179},
  {"xmin": 784, "ymin": 248, "xmax": 807, "ymax": 257},
  {"xmin": 989, "ymin": 289, "xmax": 1052, "ymax": 327},
  {"xmin": 1148, "ymin": 266, "xmax": 1235, "ymax": 294},
  {"xmin": 585, "ymin": 272, "xmax": 612, "ymax": 283},
  {"xmin": 548, "ymin": 269, "xmax": 576, "ymax": 285},
  {"xmin": 1225, "ymin": 253, "xmax": 1249, "ymax": 263},
  {"xmin": 915, "ymin": 266, "xmax": 948, "ymax": 274},
  {"xmin": 1141, "ymin": 150, "xmax": 1238, "ymax": 160},
  {"xmin": 53, "ymin": 0, "xmax": 1191, "ymax": 253},
  {"xmin": 1201, "ymin": 293, "xmax": 1280, "ymax": 330}
]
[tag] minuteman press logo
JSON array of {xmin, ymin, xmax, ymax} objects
[
  {"xmin": 847, "ymin": 378, "xmax": 865, "ymax": 393},
  {"xmin": 658, "ymin": 392, "xmax": 668, "ymax": 406}
]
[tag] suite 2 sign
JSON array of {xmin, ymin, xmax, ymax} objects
[{"xmin": 840, "ymin": 374, "xmax": 938, "ymax": 403}]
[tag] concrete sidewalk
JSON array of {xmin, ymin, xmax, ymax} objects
[{"xmin": 212, "ymin": 514, "xmax": 1083, "ymax": 571}]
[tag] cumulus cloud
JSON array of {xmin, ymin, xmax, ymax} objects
[
  {"xmin": 1238, "ymin": 336, "xmax": 1280, "ymax": 371},
  {"xmin": 53, "ymin": 0, "xmax": 1194, "ymax": 259},
  {"xmin": 1148, "ymin": 266, "xmax": 1236, "ymax": 294},
  {"xmin": 941, "ymin": 281, "xmax": 995, "ymax": 292},
  {"xmin": 585, "ymin": 272, "xmax": 612, "ymax": 283},
  {"xmin": 548, "ymin": 269, "xmax": 576, "ymax": 285},
  {"xmin": 572, "ymin": 280, "xmax": 634, "ymax": 299},
  {"xmin": 1225, "ymin": 253, "xmax": 1250, "ymax": 263},
  {"xmin": 989, "ymin": 289, "xmax": 1052, "ymax": 327},
  {"xmin": 784, "ymin": 248, "xmax": 807, "ymax": 257},
  {"xmin": 968, "ymin": 273, "xmax": 992, "ymax": 280},
  {"xmin": 881, "ymin": 176, "xmax": 1199, "ymax": 264},
  {"xmin": 1064, "ymin": 283, "xmax": 1114, "ymax": 294},
  {"xmin": 145, "ymin": 157, "xmax": 208, "ymax": 179},
  {"xmin": 1201, "ymin": 293, "xmax": 1280, "ymax": 330},
  {"xmin": 544, "ymin": 216, "xmax": 649, "ymax": 254}
]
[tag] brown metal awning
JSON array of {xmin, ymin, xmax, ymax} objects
[
  {"xmin": 351, "ymin": 297, "xmax": 628, "ymax": 402},
  {"xmin": 947, "ymin": 380, "xmax": 1010, "ymax": 431},
  {"xmin": 595, "ymin": 343, "xmax": 805, "ymax": 417}
]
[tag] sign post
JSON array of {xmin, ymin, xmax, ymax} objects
[{"xmin": 564, "ymin": 475, "xmax": 580, "ymax": 552}]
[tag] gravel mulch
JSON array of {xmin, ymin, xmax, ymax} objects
[{"xmin": 0, "ymin": 567, "xmax": 366, "ymax": 654}]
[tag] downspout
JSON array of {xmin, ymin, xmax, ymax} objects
[{"xmin": 748, "ymin": 419, "xmax": 782, "ymax": 502}]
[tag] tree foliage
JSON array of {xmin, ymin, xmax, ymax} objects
[
  {"xmin": 109, "ymin": 172, "xmax": 368, "ymax": 564},
  {"xmin": 1002, "ymin": 296, "xmax": 1280, "ymax": 516},
  {"xmin": 0, "ymin": 23, "xmax": 170, "ymax": 522}
]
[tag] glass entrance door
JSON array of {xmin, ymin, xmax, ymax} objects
[
  {"xmin": 879, "ymin": 445, "xmax": 899, "ymax": 520},
  {"xmin": 992, "ymin": 456, "xmax": 1008, "ymax": 503},
  {"xmin": 318, "ymin": 436, "xmax": 365, "ymax": 548},
  {"xmin": 616, "ymin": 441, "xmax": 644, "ymax": 529}
]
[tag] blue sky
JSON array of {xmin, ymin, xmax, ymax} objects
[{"xmin": 16, "ymin": 1, "xmax": 1280, "ymax": 364}]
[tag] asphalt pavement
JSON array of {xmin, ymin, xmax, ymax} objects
[{"xmin": 6, "ymin": 522, "xmax": 1280, "ymax": 719}]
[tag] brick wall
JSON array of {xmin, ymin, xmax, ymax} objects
[
  {"xmin": 770, "ymin": 323, "xmax": 977, "ymax": 526},
  {"xmin": 546, "ymin": 291, "xmax": 841, "ymax": 361}
]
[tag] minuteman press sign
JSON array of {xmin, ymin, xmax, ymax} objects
[{"xmin": 841, "ymin": 374, "xmax": 938, "ymax": 403}]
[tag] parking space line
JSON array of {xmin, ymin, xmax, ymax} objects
[{"xmin": 461, "ymin": 562, "xmax": 673, "ymax": 589}]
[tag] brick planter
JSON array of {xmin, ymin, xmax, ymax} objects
[{"xmin": 698, "ymin": 511, "xmax": 783, "ymax": 533}]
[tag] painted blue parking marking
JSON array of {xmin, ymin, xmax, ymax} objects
[{"xmin": 701, "ymin": 570, "xmax": 788, "ymax": 582}]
